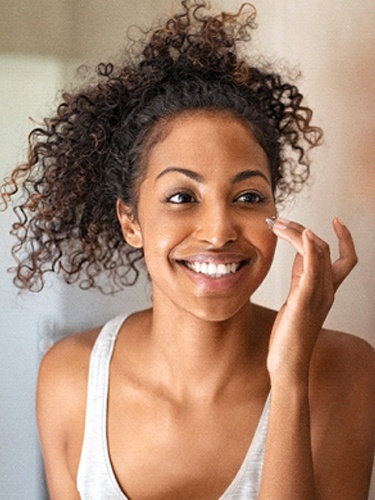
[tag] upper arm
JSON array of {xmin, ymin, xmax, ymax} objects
[
  {"xmin": 36, "ymin": 333, "xmax": 95, "ymax": 499},
  {"xmin": 311, "ymin": 333, "xmax": 375, "ymax": 499}
]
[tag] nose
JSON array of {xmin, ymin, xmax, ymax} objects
[{"xmin": 194, "ymin": 201, "xmax": 238, "ymax": 247}]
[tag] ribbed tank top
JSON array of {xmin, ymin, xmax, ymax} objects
[{"xmin": 77, "ymin": 314, "xmax": 270, "ymax": 499}]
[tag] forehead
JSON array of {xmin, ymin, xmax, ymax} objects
[{"xmin": 144, "ymin": 110, "xmax": 270, "ymax": 179}]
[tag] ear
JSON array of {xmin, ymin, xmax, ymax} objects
[{"xmin": 116, "ymin": 199, "xmax": 143, "ymax": 249}]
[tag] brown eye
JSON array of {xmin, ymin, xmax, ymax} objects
[
  {"xmin": 167, "ymin": 191, "xmax": 196, "ymax": 204},
  {"xmin": 235, "ymin": 192, "xmax": 265, "ymax": 204}
]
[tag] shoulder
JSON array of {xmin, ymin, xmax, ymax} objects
[
  {"xmin": 310, "ymin": 329, "xmax": 375, "ymax": 410},
  {"xmin": 312, "ymin": 329, "xmax": 375, "ymax": 390},
  {"xmin": 38, "ymin": 327, "xmax": 100, "ymax": 397},
  {"xmin": 310, "ymin": 329, "xmax": 375, "ymax": 451},
  {"xmin": 309, "ymin": 331, "xmax": 375, "ymax": 495},
  {"xmin": 36, "ymin": 326, "xmax": 103, "ymax": 496},
  {"xmin": 36, "ymin": 326, "xmax": 101, "ymax": 443}
]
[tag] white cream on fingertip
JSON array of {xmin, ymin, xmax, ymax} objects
[{"xmin": 265, "ymin": 217, "xmax": 276, "ymax": 230}]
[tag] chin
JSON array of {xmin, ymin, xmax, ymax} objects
[{"xmin": 182, "ymin": 297, "xmax": 252, "ymax": 324}]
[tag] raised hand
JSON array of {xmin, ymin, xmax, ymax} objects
[{"xmin": 266, "ymin": 217, "xmax": 358, "ymax": 383}]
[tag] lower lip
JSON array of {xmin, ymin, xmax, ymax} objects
[{"xmin": 178, "ymin": 262, "xmax": 249, "ymax": 293}]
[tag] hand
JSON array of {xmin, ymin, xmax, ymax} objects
[{"xmin": 267, "ymin": 217, "xmax": 357, "ymax": 383}]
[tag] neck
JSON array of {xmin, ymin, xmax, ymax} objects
[{"xmin": 143, "ymin": 299, "xmax": 269, "ymax": 404}]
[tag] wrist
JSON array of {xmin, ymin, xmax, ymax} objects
[
  {"xmin": 269, "ymin": 365, "xmax": 310, "ymax": 394},
  {"xmin": 269, "ymin": 378, "xmax": 311, "ymax": 418}
]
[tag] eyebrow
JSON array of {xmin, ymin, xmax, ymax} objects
[
  {"xmin": 155, "ymin": 167, "xmax": 270, "ymax": 185},
  {"xmin": 155, "ymin": 167, "xmax": 204, "ymax": 183},
  {"xmin": 231, "ymin": 169, "xmax": 270, "ymax": 185}
]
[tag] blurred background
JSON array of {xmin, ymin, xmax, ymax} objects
[{"xmin": 0, "ymin": 1, "xmax": 374, "ymax": 498}]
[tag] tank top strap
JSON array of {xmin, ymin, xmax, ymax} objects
[
  {"xmin": 77, "ymin": 313, "xmax": 129, "ymax": 499},
  {"xmin": 219, "ymin": 392, "xmax": 270, "ymax": 499},
  {"xmin": 86, "ymin": 313, "xmax": 127, "ymax": 403}
]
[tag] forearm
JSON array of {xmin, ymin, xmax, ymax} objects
[{"xmin": 258, "ymin": 379, "xmax": 316, "ymax": 500}]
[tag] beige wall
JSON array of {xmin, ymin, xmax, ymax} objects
[
  {"xmin": 0, "ymin": 0, "xmax": 75, "ymax": 57},
  {"xmin": 247, "ymin": 1, "xmax": 375, "ymax": 344}
]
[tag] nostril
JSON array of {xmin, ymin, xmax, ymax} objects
[{"xmin": 194, "ymin": 216, "xmax": 238, "ymax": 246}]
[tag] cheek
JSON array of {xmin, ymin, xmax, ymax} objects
[
  {"xmin": 264, "ymin": 233, "xmax": 278, "ymax": 267},
  {"xmin": 249, "ymin": 218, "xmax": 277, "ymax": 261},
  {"xmin": 261, "ymin": 221, "xmax": 277, "ymax": 247},
  {"xmin": 139, "ymin": 217, "xmax": 187, "ymax": 267}
]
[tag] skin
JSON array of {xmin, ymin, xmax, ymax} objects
[{"xmin": 37, "ymin": 111, "xmax": 375, "ymax": 499}]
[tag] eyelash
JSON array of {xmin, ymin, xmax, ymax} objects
[
  {"xmin": 165, "ymin": 190, "xmax": 266, "ymax": 205},
  {"xmin": 234, "ymin": 191, "xmax": 266, "ymax": 204},
  {"xmin": 166, "ymin": 191, "xmax": 196, "ymax": 204}
]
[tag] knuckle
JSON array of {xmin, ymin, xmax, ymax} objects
[
  {"xmin": 327, "ymin": 287, "xmax": 335, "ymax": 305},
  {"xmin": 321, "ymin": 241, "xmax": 330, "ymax": 253},
  {"xmin": 346, "ymin": 254, "xmax": 358, "ymax": 271}
]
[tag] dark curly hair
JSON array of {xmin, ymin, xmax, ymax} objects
[{"xmin": 1, "ymin": 1, "xmax": 323, "ymax": 293}]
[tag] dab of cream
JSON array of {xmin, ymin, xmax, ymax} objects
[{"xmin": 265, "ymin": 217, "xmax": 276, "ymax": 230}]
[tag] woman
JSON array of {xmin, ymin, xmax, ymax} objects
[{"xmin": 2, "ymin": 2, "xmax": 374, "ymax": 498}]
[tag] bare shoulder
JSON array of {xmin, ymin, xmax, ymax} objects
[
  {"xmin": 38, "ymin": 327, "xmax": 100, "ymax": 396},
  {"xmin": 309, "ymin": 331, "xmax": 375, "ymax": 496},
  {"xmin": 37, "ymin": 326, "xmax": 102, "ymax": 435},
  {"xmin": 311, "ymin": 328, "xmax": 375, "ymax": 390},
  {"xmin": 310, "ymin": 328, "xmax": 375, "ymax": 412},
  {"xmin": 39, "ymin": 326, "xmax": 100, "ymax": 370},
  {"xmin": 36, "ymin": 326, "xmax": 102, "ymax": 497}
]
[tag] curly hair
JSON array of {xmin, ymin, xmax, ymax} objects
[{"xmin": 1, "ymin": 0, "xmax": 323, "ymax": 293}]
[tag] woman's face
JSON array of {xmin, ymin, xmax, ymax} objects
[{"xmin": 120, "ymin": 111, "xmax": 277, "ymax": 321}]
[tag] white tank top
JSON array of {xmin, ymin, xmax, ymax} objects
[{"xmin": 77, "ymin": 314, "xmax": 270, "ymax": 499}]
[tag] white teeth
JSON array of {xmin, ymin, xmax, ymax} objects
[
  {"xmin": 185, "ymin": 261, "xmax": 242, "ymax": 277},
  {"xmin": 207, "ymin": 263, "xmax": 216, "ymax": 275},
  {"xmin": 217, "ymin": 264, "xmax": 226, "ymax": 275}
]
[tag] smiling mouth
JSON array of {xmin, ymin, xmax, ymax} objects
[{"xmin": 180, "ymin": 260, "xmax": 247, "ymax": 278}]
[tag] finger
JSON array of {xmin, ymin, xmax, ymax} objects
[
  {"xmin": 272, "ymin": 217, "xmax": 306, "ymax": 255},
  {"xmin": 300, "ymin": 229, "xmax": 320, "ymax": 284},
  {"xmin": 287, "ymin": 228, "xmax": 332, "ymax": 294},
  {"xmin": 331, "ymin": 217, "xmax": 358, "ymax": 290},
  {"xmin": 303, "ymin": 228, "xmax": 334, "ymax": 285},
  {"xmin": 273, "ymin": 219, "xmax": 335, "ymax": 299},
  {"xmin": 275, "ymin": 217, "xmax": 306, "ymax": 234},
  {"xmin": 301, "ymin": 229, "xmax": 331, "ymax": 287},
  {"xmin": 306, "ymin": 228, "xmax": 335, "ymax": 299},
  {"xmin": 273, "ymin": 218, "xmax": 332, "ymax": 257}
]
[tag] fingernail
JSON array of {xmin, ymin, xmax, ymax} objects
[
  {"xmin": 305, "ymin": 228, "xmax": 314, "ymax": 240},
  {"xmin": 265, "ymin": 218, "xmax": 275, "ymax": 229},
  {"xmin": 336, "ymin": 217, "xmax": 345, "ymax": 226},
  {"xmin": 276, "ymin": 216, "xmax": 290, "ymax": 225},
  {"xmin": 273, "ymin": 219, "xmax": 288, "ymax": 230}
]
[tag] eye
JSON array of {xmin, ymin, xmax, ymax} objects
[
  {"xmin": 166, "ymin": 191, "xmax": 196, "ymax": 204},
  {"xmin": 235, "ymin": 191, "xmax": 265, "ymax": 204}
]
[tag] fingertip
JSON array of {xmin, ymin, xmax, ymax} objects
[
  {"xmin": 265, "ymin": 217, "xmax": 275, "ymax": 230},
  {"xmin": 333, "ymin": 217, "xmax": 351, "ymax": 239},
  {"xmin": 302, "ymin": 229, "xmax": 315, "ymax": 256},
  {"xmin": 335, "ymin": 216, "xmax": 345, "ymax": 226},
  {"xmin": 333, "ymin": 216, "xmax": 346, "ymax": 229},
  {"xmin": 304, "ymin": 228, "xmax": 314, "ymax": 241}
]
